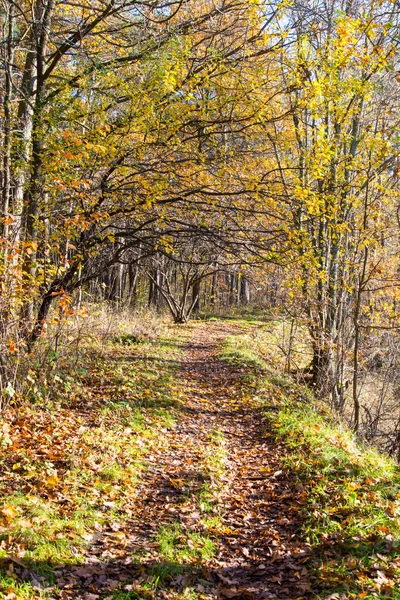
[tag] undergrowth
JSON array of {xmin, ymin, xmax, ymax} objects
[{"xmin": 219, "ymin": 317, "xmax": 312, "ymax": 373}]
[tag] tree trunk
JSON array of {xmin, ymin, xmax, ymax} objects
[
  {"xmin": 28, "ymin": 260, "xmax": 79, "ymax": 349},
  {"xmin": 311, "ymin": 341, "xmax": 332, "ymax": 398},
  {"xmin": 20, "ymin": 1, "xmax": 56, "ymax": 324},
  {"xmin": 127, "ymin": 264, "xmax": 138, "ymax": 307},
  {"xmin": 239, "ymin": 275, "xmax": 250, "ymax": 305},
  {"xmin": 1, "ymin": 5, "xmax": 14, "ymax": 247},
  {"xmin": 211, "ymin": 272, "xmax": 217, "ymax": 306},
  {"xmin": 229, "ymin": 274, "xmax": 237, "ymax": 306},
  {"xmin": 192, "ymin": 280, "xmax": 200, "ymax": 314}
]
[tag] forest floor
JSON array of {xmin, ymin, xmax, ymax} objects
[{"xmin": 1, "ymin": 320, "xmax": 400, "ymax": 600}]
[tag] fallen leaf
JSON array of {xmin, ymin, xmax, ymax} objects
[{"xmin": 2, "ymin": 506, "xmax": 19, "ymax": 519}]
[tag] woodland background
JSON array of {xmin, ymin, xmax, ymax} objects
[{"xmin": 1, "ymin": 0, "xmax": 400, "ymax": 451}]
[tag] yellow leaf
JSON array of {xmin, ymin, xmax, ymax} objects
[
  {"xmin": 347, "ymin": 482, "xmax": 360, "ymax": 491},
  {"xmin": 2, "ymin": 506, "xmax": 19, "ymax": 519},
  {"xmin": 45, "ymin": 475, "xmax": 59, "ymax": 487},
  {"xmin": 26, "ymin": 495, "xmax": 40, "ymax": 504}
]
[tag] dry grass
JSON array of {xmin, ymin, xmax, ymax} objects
[{"xmin": 0, "ymin": 304, "xmax": 173, "ymax": 410}]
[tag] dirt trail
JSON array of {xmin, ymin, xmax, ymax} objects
[
  {"xmin": 177, "ymin": 323, "xmax": 311, "ymax": 599},
  {"xmin": 55, "ymin": 323, "xmax": 312, "ymax": 599}
]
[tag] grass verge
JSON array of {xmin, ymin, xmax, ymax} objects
[{"xmin": 271, "ymin": 401, "xmax": 400, "ymax": 598}]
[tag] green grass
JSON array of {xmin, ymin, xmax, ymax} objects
[
  {"xmin": 197, "ymin": 428, "xmax": 227, "ymax": 534},
  {"xmin": 0, "ymin": 576, "xmax": 46, "ymax": 599},
  {"xmin": 270, "ymin": 401, "xmax": 400, "ymax": 597},
  {"xmin": 110, "ymin": 562, "xmax": 193, "ymax": 598},
  {"xmin": 220, "ymin": 333, "xmax": 266, "ymax": 370},
  {"xmin": 148, "ymin": 561, "xmax": 188, "ymax": 585},
  {"xmin": 156, "ymin": 522, "xmax": 216, "ymax": 563},
  {"xmin": 201, "ymin": 428, "xmax": 226, "ymax": 475},
  {"xmin": 151, "ymin": 427, "xmax": 226, "ymax": 571}
]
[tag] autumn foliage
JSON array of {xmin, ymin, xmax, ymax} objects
[{"xmin": 0, "ymin": 3, "xmax": 400, "ymax": 589}]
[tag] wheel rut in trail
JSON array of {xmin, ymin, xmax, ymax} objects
[{"xmin": 53, "ymin": 323, "xmax": 312, "ymax": 599}]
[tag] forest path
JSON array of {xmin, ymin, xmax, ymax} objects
[
  {"xmin": 51, "ymin": 322, "xmax": 312, "ymax": 599},
  {"xmin": 165, "ymin": 321, "xmax": 311, "ymax": 599}
]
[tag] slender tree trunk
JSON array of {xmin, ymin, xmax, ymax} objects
[
  {"xmin": 211, "ymin": 272, "xmax": 217, "ymax": 306},
  {"xmin": 192, "ymin": 280, "xmax": 200, "ymax": 314},
  {"xmin": 127, "ymin": 264, "xmax": 138, "ymax": 307},
  {"xmin": 352, "ymin": 176, "xmax": 370, "ymax": 433},
  {"xmin": 20, "ymin": 1, "xmax": 56, "ymax": 325},
  {"xmin": 239, "ymin": 275, "xmax": 250, "ymax": 305},
  {"xmin": 229, "ymin": 274, "xmax": 237, "ymax": 306},
  {"xmin": 1, "ymin": 5, "xmax": 14, "ymax": 248}
]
